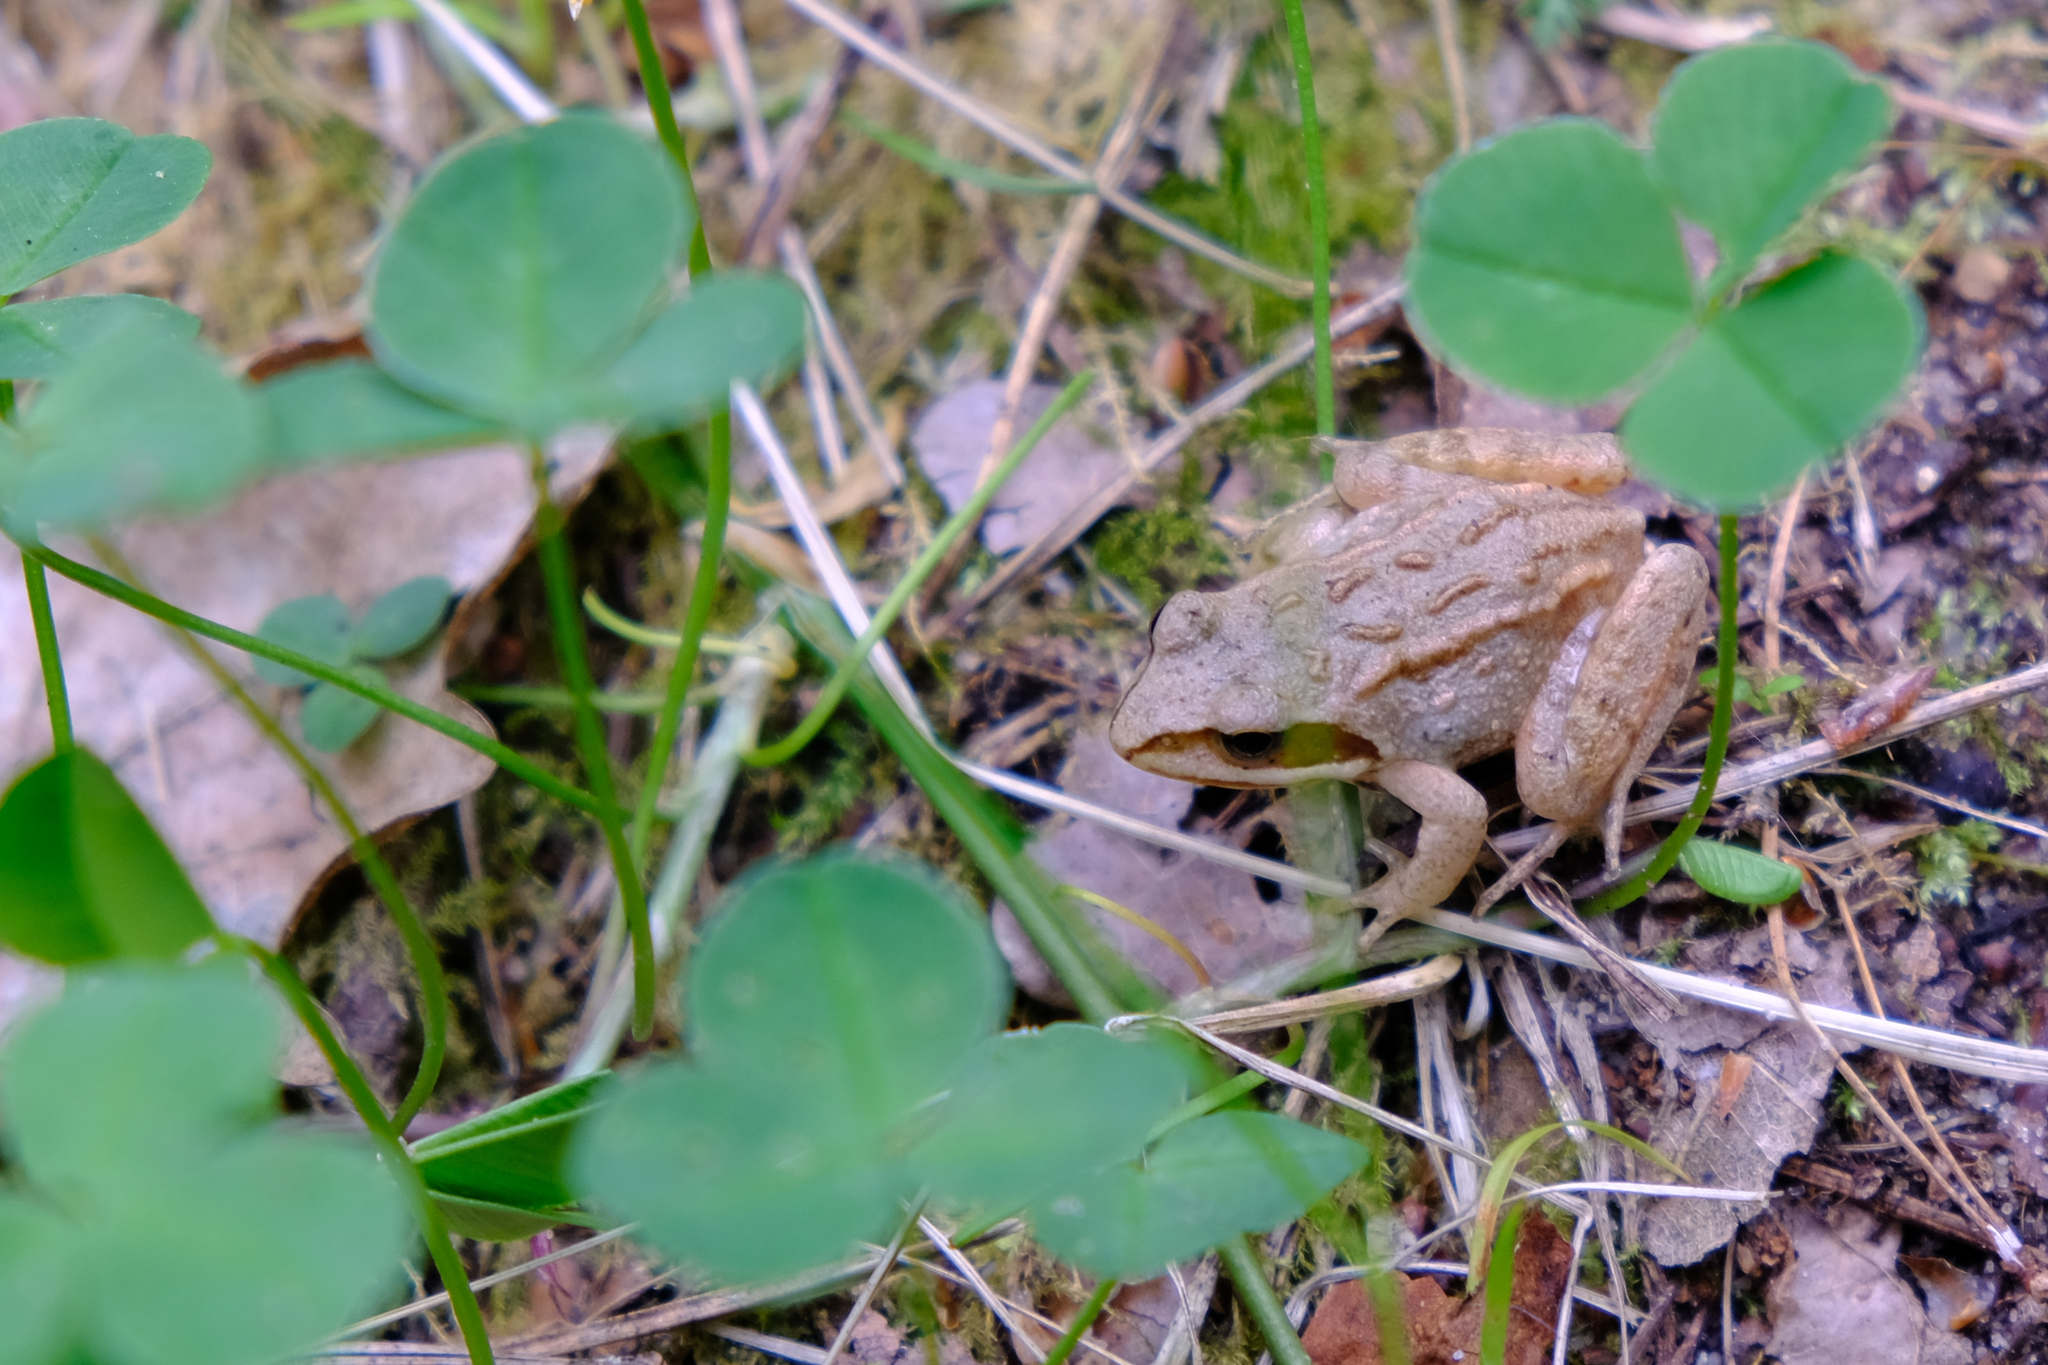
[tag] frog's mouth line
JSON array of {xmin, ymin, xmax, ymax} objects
[{"xmin": 1129, "ymin": 724, "xmax": 1383, "ymax": 786}]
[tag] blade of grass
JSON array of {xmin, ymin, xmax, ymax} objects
[
  {"xmin": 1478, "ymin": 1204, "xmax": 1528, "ymax": 1365},
  {"xmin": 1276, "ymin": 0, "xmax": 1335, "ymax": 442},
  {"xmin": 1220, "ymin": 1236, "xmax": 1314, "ymax": 1365},
  {"xmin": 1042, "ymin": 1276, "xmax": 1119, "ymax": 1365},
  {"xmin": 747, "ymin": 369, "xmax": 1094, "ymax": 766}
]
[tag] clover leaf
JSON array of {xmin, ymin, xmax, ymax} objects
[
  {"xmin": 0, "ymin": 959, "xmax": 411, "ymax": 1365},
  {"xmin": 254, "ymin": 578, "xmax": 453, "ymax": 752},
  {"xmin": 1405, "ymin": 40, "xmax": 1919, "ymax": 510},
  {"xmin": 574, "ymin": 851, "xmax": 1369, "ymax": 1284},
  {"xmin": 0, "ymin": 117, "xmax": 210, "ymax": 295}
]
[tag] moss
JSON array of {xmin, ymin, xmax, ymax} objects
[{"xmin": 1091, "ymin": 456, "xmax": 1235, "ymax": 609}]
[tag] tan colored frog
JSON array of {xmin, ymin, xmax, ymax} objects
[{"xmin": 1109, "ymin": 428, "xmax": 1709, "ymax": 935}]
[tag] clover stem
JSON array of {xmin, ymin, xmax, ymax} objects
[
  {"xmin": 84, "ymin": 536, "xmax": 449, "ymax": 1132},
  {"xmin": 21, "ymin": 556, "xmax": 71, "ymax": 752},
  {"xmin": 617, "ymin": 0, "xmax": 710, "ymax": 276},
  {"xmin": 15, "ymin": 538, "xmax": 607, "ymax": 815},
  {"xmin": 1277, "ymin": 0, "xmax": 1336, "ymax": 446},
  {"xmin": 528, "ymin": 448, "xmax": 658, "ymax": 1039},
  {"xmin": 1582, "ymin": 512, "xmax": 1739, "ymax": 915},
  {"xmin": 229, "ymin": 936, "xmax": 495, "ymax": 1365},
  {"xmin": 1220, "ymin": 1235, "xmax": 1314, "ymax": 1365},
  {"xmin": 746, "ymin": 370, "xmax": 1095, "ymax": 767},
  {"xmin": 1042, "ymin": 1277, "xmax": 1119, "ymax": 1365},
  {"xmin": 629, "ymin": 412, "xmax": 730, "ymax": 866}
]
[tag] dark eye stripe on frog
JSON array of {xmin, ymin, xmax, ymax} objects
[{"xmin": 1214, "ymin": 725, "xmax": 1380, "ymax": 768}]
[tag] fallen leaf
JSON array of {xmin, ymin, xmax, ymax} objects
[
  {"xmin": 990, "ymin": 730, "xmax": 1317, "ymax": 1006},
  {"xmin": 1900, "ymin": 1254, "xmax": 1995, "ymax": 1331},
  {"xmin": 1765, "ymin": 1205, "xmax": 1973, "ymax": 1365},
  {"xmin": 1625, "ymin": 928, "xmax": 1859, "ymax": 1266},
  {"xmin": 0, "ymin": 433, "xmax": 610, "ymax": 966},
  {"xmin": 911, "ymin": 381, "xmax": 1136, "ymax": 557},
  {"xmin": 1301, "ymin": 1211, "xmax": 1573, "ymax": 1365}
]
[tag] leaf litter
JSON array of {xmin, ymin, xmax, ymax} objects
[{"xmin": 8, "ymin": 0, "xmax": 2048, "ymax": 1358}]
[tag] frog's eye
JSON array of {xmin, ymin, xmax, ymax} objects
[{"xmin": 1218, "ymin": 731, "xmax": 1282, "ymax": 763}]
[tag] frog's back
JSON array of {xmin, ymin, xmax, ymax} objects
[{"xmin": 1278, "ymin": 478, "xmax": 1645, "ymax": 770}]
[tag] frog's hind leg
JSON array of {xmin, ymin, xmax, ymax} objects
[{"xmin": 1514, "ymin": 542, "xmax": 1711, "ymax": 873}]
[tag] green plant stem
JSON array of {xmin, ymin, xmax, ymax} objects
[
  {"xmin": 1220, "ymin": 1235, "xmax": 1314, "ymax": 1365},
  {"xmin": 528, "ymin": 451, "xmax": 657, "ymax": 1040},
  {"xmin": 1583, "ymin": 513, "xmax": 1740, "ymax": 915},
  {"xmin": 21, "ymin": 556, "xmax": 71, "ymax": 751},
  {"xmin": 617, "ymin": 0, "xmax": 706, "ymax": 274},
  {"xmin": 629, "ymin": 409, "xmax": 729, "ymax": 866},
  {"xmin": 749, "ymin": 370, "xmax": 1095, "ymax": 767},
  {"xmin": 225, "ymin": 936, "xmax": 494, "ymax": 1365},
  {"xmin": 782, "ymin": 592, "xmax": 1135, "ymax": 1022},
  {"xmin": 12, "ymin": 538, "xmax": 605, "ymax": 816},
  {"xmin": 1043, "ymin": 1277, "xmax": 1119, "ymax": 1365},
  {"xmin": 459, "ymin": 683, "xmax": 713, "ymax": 714},
  {"xmin": 1277, "ymin": 0, "xmax": 1335, "ymax": 443},
  {"xmin": 615, "ymin": 0, "xmax": 724, "ymax": 870},
  {"xmin": 86, "ymin": 538, "xmax": 449, "ymax": 1131}
]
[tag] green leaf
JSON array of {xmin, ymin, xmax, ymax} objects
[
  {"xmin": 573, "ymin": 852, "xmax": 1011, "ymax": 1282},
  {"xmin": 0, "ymin": 961, "xmax": 410, "ymax": 1365},
  {"xmin": 0, "ymin": 294, "xmax": 199, "ymax": 379},
  {"xmin": 0, "ymin": 118, "xmax": 210, "ymax": 294},
  {"xmin": 1621, "ymin": 253, "xmax": 1921, "ymax": 508},
  {"xmin": 0, "ymin": 1197, "xmax": 75, "ymax": 1365},
  {"xmin": 259, "ymin": 361, "xmax": 499, "ymax": 466},
  {"xmin": 288, "ymin": 0, "xmax": 514, "ymax": 40},
  {"xmin": 1677, "ymin": 838, "xmax": 1804, "ymax": 905},
  {"xmin": 911, "ymin": 1025, "xmax": 1192, "ymax": 1219},
  {"xmin": 0, "ymin": 750, "xmax": 216, "ymax": 967},
  {"xmin": 351, "ymin": 575, "xmax": 452, "ymax": 660},
  {"xmin": 1650, "ymin": 42, "xmax": 1892, "ymax": 295},
  {"xmin": 5, "ymin": 327, "xmax": 267, "ymax": 527},
  {"xmin": 1405, "ymin": 120, "xmax": 1693, "ymax": 403},
  {"xmin": 253, "ymin": 594, "xmax": 353, "ymax": 688},
  {"xmin": 367, "ymin": 112, "xmax": 688, "ymax": 433},
  {"xmin": 1, "ymin": 958, "xmax": 275, "ymax": 1195},
  {"xmin": 413, "ymin": 1073, "xmax": 608, "ymax": 1223},
  {"xmin": 586, "ymin": 272, "xmax": 807, "ymax": 430},
  {"xmin": 1029, "ymin": 1111, "xmax": 1368, "ymax": 1280},
  {"xmin": 687, "ymin": 854, "xmax": 1009, "ymax": 1115},
  {"xmin": 581, "ymin": 1065, "xmax": 913, "ymax": 1282},
  {"xmin": 301, "ymin": 668, "xmax": 385, "ymax": 751}
]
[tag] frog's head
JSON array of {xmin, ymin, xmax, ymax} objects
[{"xmin": 1109, "ymin": 589, "xmax": 1382, "ymax": 787}]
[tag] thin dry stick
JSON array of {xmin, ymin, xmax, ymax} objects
[
  {"xmin": 1762, "ymin": 472, "xmax": 1806, "ymax": 676},
  {"xmin": 923, "ymin": 45, "xmax": 1167, "ymax": 603},
  {"xmin": 703, "ymin": 0, "xmax": 774, "ymax": 180},
  {"xmin": 1493, "ymin": 656, "xmax": 2048, "ymax": 854},
  {"xmin": 953, "ymin": 285, "xmax": 1405, "ymax": 619},
  {"xmin": 1821, "ymin": 868, "xmax": 2012, "ymax": 1253},
  {"xmin": 918, "ymin": 1217, "xmax": 1048, "ymax": 1364},
  {"xmin": 1763, "ymin": 902, "xmax": 2024, "ymax": 1266},
  {"xmin": 741, "ymin": 41, "xmax": 863, "ymax": 264},
  {"xmin": 821, "ymin": 1203, "xmax": 925, "ymax": 1365},
  {"xmin": 779, "ymin": 0, "xmax": 1311, "ymax": 296},
  {"xmin": 1424, "ymin": 0, "xmax": 1471, "ymax": 152}
]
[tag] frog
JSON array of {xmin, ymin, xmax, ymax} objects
[{"xmin": 1108, "ymin": 427, "xmax": 1709, "ymax": 940}]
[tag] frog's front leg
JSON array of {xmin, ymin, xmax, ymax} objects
[
  {"xmin": 1489, "ymin": 542, "xmax": 1710, "ymax": 909},
  {"xmin": 1353, "ymin": 759, "xmax": 1487, "ymax": 945}
]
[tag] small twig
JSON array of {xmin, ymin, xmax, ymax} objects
[
  {"xmin": 702, "ymin": 0, "xmax": 774, "ymax": 180},
  {"xmin": 1762, "ymin": 472, "xmax": 1806, "ymax": 676},
  {"xmin": 1764, "ymin": 902, "xmax": 2024, "ymax": 1267},
  {"xmin": 821, "ymin": 1201, "xmax": 925, "ymax": 1365},
  {"xmin": 779, "ymin": 0, "xmax": 1312, "ymax": 297},
  {"xmin": 1494, "ymin": 656, "xmax": 2048, "ymax": 856},
  {"xmin": 1424, "ymin": 0, "xmax": 1472, "ymax": 152},
  {"xmin": 1184, "ymin": 953, "xmax": 1462, "ymax": 1032},
  {"xmin": 919, "ymin": 1217, "xmax": 1048, "ymax": 1364}
]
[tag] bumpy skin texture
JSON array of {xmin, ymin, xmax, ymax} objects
[{"xmin": 1109, "ymin": 428, "xmax": 1709, "ymax": 923}]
